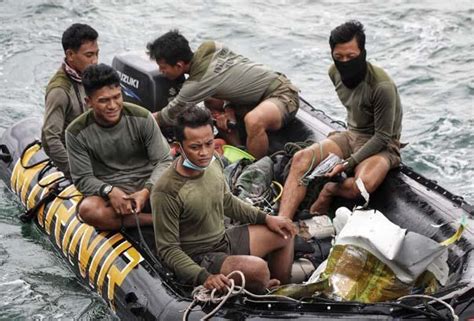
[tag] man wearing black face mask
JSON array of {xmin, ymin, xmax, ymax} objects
[{"xmin": 278, "ymin": 20, "xmax": 403, "ymax": 219}]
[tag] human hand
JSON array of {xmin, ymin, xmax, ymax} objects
[
  {"xmin": 123, "ymin": 188, "xmax": 150, "ymax": 214},
  {"xmin": 265, "ymin": 215, "xmax": 297, "ymax": 239},
  {"xmin": 325, "ymin": 163, "xmax": 345, "ymax": 178},
  {"xmin": 213, "ymin": 108, "xmax": 237, "ymax": 133},
  {"xmin": 203, "ymin": 274, "xmax": 232, "ymax": 292},
  {"xmin": 108, "ymin": 187, "xmax": 133, "ymax": 215}
]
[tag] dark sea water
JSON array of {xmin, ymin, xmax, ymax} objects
[{"xmin": 0, "ymin": 0, "xmax": 472, "ymax": 319}]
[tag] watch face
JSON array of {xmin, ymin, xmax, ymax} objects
[{"xmin": 103, "ymin": 185, "xmax": 113, "ymax": 197}]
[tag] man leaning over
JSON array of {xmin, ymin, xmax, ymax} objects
[{"xmin": 147, "ymin": 30, "xmax": 300, "ymax": 159}]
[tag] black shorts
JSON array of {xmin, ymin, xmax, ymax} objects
[{"xmin": 191, "ymin": 225, "xmax": 250, "ymax": 274}]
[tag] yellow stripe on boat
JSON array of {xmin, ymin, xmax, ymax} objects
[
  {"xmin": 26, "ymin": 172, "xmax": 64, "ymax": 210},
  {"xmin": 44, "ymin": 185, "xmax": 79, "ymax": 234},
  {"xmin": 107, "ymin": 247, "xmax": 143, "ymax": 302},
  {"xmin": 97, "ymin": 241, "xmax": 132, "ymax": 297},
  {"xmin": 54, "ymin": 206, "xmax": 77, "ymax": 249},
  {"xmin": 88, "ymin": 233, "xmax": 124, "ymax": 288},
  {"xmin": 68, "ymin": 224, "xmax": 89, "ymax": 259},
  {"xmin": 62, "ymin": 216, "xmax": 81, "ymax": 257},
  {"xmin": 19, "ymin": 163, "xmax": 46, "ymax": 206},
  {"xmin": 79, "ymin": 230, "xmax": 108, "ymax": 279},
  {"xmin": 11, "ymin": 143, "xmax": 41, "ymax": 194},
  {"xmin": 441, "ymin": 215, "xmax": 467, "ymax": 246}
]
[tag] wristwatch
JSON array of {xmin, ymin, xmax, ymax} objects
[{"xmin": 101, "ymin": 184, "xmax": 114, "ymax": 200}]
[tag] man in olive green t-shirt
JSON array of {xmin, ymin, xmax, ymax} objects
[
  {"xmin": 279, "ymin": 20, "xmax": 403, "ymax": 219},
  {"xmin": 66, "ymin": 64, "xmax": 172, "ymax": 230},
  {"xmin": 152, "ymin": 106, "xmax": 295, "ymax": 293},
  {"xmin": 146, "ymin": 30, "xmax": 300, "ymax": 159},
  {"xmin": 42, "ymin": 23, "xmax": 99, "ymax": 178}
]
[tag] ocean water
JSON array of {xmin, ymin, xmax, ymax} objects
[{"xmin": 0, "ymin": 0, "xmax": 472, "ymax": 319}]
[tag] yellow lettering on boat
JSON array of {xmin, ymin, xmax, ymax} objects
[
  {"xmin": 107, "ymin": 247, "xmax": 143, "ymax": 302},
  {"xmin": 19, "ymin": 164, "xmax": 46, "ymax": 206},
  {"xmin": 96, "ymin": 241, "xmax": 131, "ymax": 297},
  {"xmin": 10, "ymin": 143, "xmax": 41, "ymax": 194},
  {"xmin": 37, "ymin": 187, "xmax": 53, "ymax": 228},
  {"xmin": 26, "ymin": 172, "xmax": 63, "ymax": 210},
  {"xmin": 79, "ymin": 230, "xmax": 108, "ymax": 279},
  {"xmin": 88, "ymin": 233, "xmax": 124, "ymax": 288},
  {"xmin": 54, "ymin": 206, "xmax": 76, "ymax": 249},
  {"xmin": 44, "ymin": 185, "xmax": 78, "ymax": 235},
  {"xmin": 68, "ymin": 224, "xmax": 89, "ymax": 259}
]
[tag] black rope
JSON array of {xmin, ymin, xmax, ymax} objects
[
  {"xmin": 131, "ymin": 209, "xmax": 164, "ymax": 272},
  {"xmin": 19, "ymin": 187, "xmax": 59, "ymax": 223},
  {"xmin": 20, "ymin": 140, "xmax": 49, "ymax": 169}
]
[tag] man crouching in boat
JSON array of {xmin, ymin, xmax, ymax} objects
[
  {"xmin": 279, "ymin": 20, "xmax": 403, "ymax": 219},
  {"xmin": 147, "ymin": 30, "xmax": 299, "ymax": 159},
  {"xmin": 65, "ymin": 64, "xmax": 172, "ymax": 230},
  {"xmin": 152, "ymin": 106, "xmax": 296, "ymax": 293}
]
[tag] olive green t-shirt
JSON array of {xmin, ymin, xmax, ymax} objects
[
  {"xmin": 157, "ymin": 41, "xmax": 280, "ymax": 126},
  {"xmin": 151, "ymin": 158, "xmax": 267, "ymax": 285},
  {"xmin": 66, "ymin": 102, "xmax": 172, "ymax": 196},
  {"xmin": 329, "ymin": 62, "xmax": 403, "ymax": 168},
  {"xmin": 42, "ymin": 67, "xmax": 87, "ymax": 177}
]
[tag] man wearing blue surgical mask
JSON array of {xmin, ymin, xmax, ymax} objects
[
  {"xmin": 151, "ymin": 106, "xmax": 296, "ymax": 293},
  {"xmin": 279, "ymin": 20, "xmax": 403, "ymax": 219}
]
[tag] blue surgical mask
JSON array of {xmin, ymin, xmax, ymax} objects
[{"xmin": 179, "ymin": 144, "xmax": 215, "ymax": 171}]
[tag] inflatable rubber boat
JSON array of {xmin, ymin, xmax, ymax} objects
[{"xmin": 0, "ymin": 52, "xmax": 472, "ymax": 320}]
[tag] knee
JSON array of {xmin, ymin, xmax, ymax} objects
[
  {"xmin": 77, "ymin": 198, "xmax": 104, "ymax": 225},
  {"xmin": 355, "ymin": 177, "xmax": 379, "ymax": 194},
  {"xmin": 243, "ymin": 112, "xmax": 264, "ymax": 134},
  {"xmin": 246, "ymin": 257, "xmax": 270, "ymax": 291},
  {"xmin": 291, "ymin": 148, "xmax": 315, "ymax": 173}
]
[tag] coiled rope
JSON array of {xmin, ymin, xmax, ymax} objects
[{"xmin": 183, "ymin": 271, "xmax": 299, "ymax": 321}]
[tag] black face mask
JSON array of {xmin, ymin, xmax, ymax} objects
[{"xmin": 334, "ymin": 49, "xmax": 367, "ymax": 89}]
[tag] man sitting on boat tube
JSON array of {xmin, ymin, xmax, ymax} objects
[
  {"xmin": 65, "ymin": 64, "xmax": 172, "ymax": 230},
  {"xmin": 42, "ymin": 23, "xmax": 99, "ymax": 179},
  {"xmin": 152, "ymin": 106, "xmax": 296, "ymax": 293},
  {"xmin": 279, "ymin": 20, "xmax": 403, "ymax": 219},
  {"xmin": 146, "ymin": 30, "xmax": 300, "ymax": 160}
]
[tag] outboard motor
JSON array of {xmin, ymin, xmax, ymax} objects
[{"xmin": 112, "ymin": 52, "xmax": 184, "ymax": 112}]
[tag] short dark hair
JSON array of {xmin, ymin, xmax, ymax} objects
[
  {"xmin": 146, "ymin": 30, "xmax": 193, "ymax": 65},
  {"xmin": 82, "ymin": 64, "xmax": 120, "ymax": 96},
  {"xmin": 62, "ymin": 23, "xmax": 98, "ymax": 52},
  {"xmin": 174, "ymin": 106, "xmax": 213, "ymax": 143},
  {"xmin": 329, "ymin": 20, "xmax": 365, "ymax": 52}
]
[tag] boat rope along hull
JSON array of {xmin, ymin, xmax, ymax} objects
[{"xmin": 0, "ymin": 117, "xmax": 195, "ymax": 320}]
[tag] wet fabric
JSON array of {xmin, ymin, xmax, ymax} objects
[
  {"xmin": 234, "ymin": 156, "xmax": 274, "ymax": 208},
  {"xmin": 272, "ymin": 208, "xmax": 449, "ymax": 303}
]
